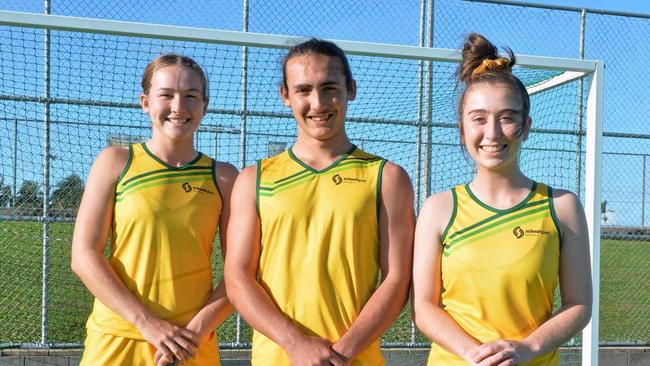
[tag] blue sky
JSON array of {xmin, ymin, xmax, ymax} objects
[{"xmin": 521, "ymin": 0, "xmax": 650, "ymax": 14}]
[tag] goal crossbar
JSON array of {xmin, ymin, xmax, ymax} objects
[{"xmin": 0, "ymin": 10, "xmax": 597, "ymax": 72}]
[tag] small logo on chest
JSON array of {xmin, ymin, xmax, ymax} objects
[
  {"xmin": 332, "ymin": 174, "xmax": 343, "ymax": 185},
  {"xmin": 513, "ymin": 226, "xmax": 524, "ymax": 239},
  {"xmin": 181, "ymin": 182, "xmax": 214, "ymax": 195},
  {"xmin": 331, "ymin": 174, "xmax": 367, "ymax": 185},
  {"xmin": 513, "ymin": 225, "xmax": 550, "ymax": 239}
]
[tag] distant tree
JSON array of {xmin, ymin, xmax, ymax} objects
[
  {"xmin": 0, "ymin": 177, "xmax": 12, "ymax": 208},
  {"xmin": 15, "ymin": 180, "xmax": 43, "ymax": 215},
  {"xmin": 51, "ymin": 174, "xmax": 85, "ymax": 215}
]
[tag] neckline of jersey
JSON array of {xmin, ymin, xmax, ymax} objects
[
  {"xmin": 288, "ymin": 144, "xmax": 357, "ymax": 174},
  {"xmin": 141, "ymin": 142, "xmax": 203, "ymax": 170},
  {"xmin": 465, "ymin": 181, "xmax": 538, "ymax": 214}
]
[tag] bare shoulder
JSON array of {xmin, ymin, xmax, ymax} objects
[
  {"xmin": 214, "ymin": 161, "xmax": 239, "ymax": 183},
  {"xmin": 230, "ymin": 163, "xmax": 259, "ymax": 198},
  {"xmin": 550, "ymin": 187, "xmax": 588, "ymax": 238},
  {"xmin": 236, "ymin": 163, "xmax": 258, "ymax": 184},
  {"xmin": 551, "ymin": 188, "xmax": 585, "ymax": 219},
  {"xmin": 97, "ymin": 145, "xmax": 129, "ymax": 163},
  {"xmin": 422, "ymin": 190, "xmax": 454, "ymax": 214},
  {"xmin": 419, "ymin": 190, "xmax": 455, "ymax": 235},
  {"xmin": 381, "ymin": 161, "xmax": 413, "ymax": 194},
  {"xmin": 381, "ymin": 161, "xmax": 410, "ymax": 180},
  {"xmin": 92, "ymin": 146, "xmax": 130, "ymax": 182}
]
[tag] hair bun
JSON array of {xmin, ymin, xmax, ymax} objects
[
  {"xmin": 471, "ymin": 58, "xmax": 511, "ymax": 79},
  {"xmin": 458, "ymin": 33, "xmax": 516, "ymax": 84}
]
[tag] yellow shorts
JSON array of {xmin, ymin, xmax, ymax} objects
[{"xmin": 80, "ymin": 328, "xmax": 221, "ymax": 366}]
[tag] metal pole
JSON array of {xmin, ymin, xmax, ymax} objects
[
  {"xmin": 414, "ymin": 0, "xmax": 426, "ymax": 214},
  {"xmin": 423, "ymin": 0, "xmax": 434, "ymax": 198},
  {"xmin": 238, "ymin": 0, "xmax": 249, "ymax": 171},
  {"xmin": 13, "ymin": 119, "xmax": 18, "ymax": 207},
  {"xmin": 41, "ymin": 0, "xmax": 51, "ymax": 347},
  {"xmin": 411, "ymin": 0, "xmax": 431, "ymax": 345},
  {"xmin": 575, "ymin": 9, "xmax": 586, "ymax": 198},
  {"xmin": 235, "ymin": 0, "xmax": 250, "ymax": 345},
  {"xmin": 642, "ymin": 155, "xmax": 647, "ymax": 228},
  {"xmin": 214, "ymin": 130, "xmax": 219, "ymax": 161}
]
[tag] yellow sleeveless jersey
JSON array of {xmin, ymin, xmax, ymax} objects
[
  {"xmin": 86, "ymin": 143, "xmax": 222, "ymax": 341},
  {"xmin": 427, "ymin": 182, "xmax": 561, "ymax": 366},
  {"xmin": 253, "ymin": 146, "xmax": 386, "ymax": 366}
]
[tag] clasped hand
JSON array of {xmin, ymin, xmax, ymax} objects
[
  {"xmin": 286, "ymin": 335, "xmax": 351, "ymax": 366},
  {"xmin": 468, "ymin": 339, "xmax": 534, "ymax": 366},
  {"xmin": 136, "ymin": 316, "xmax": 200, "ymax": 366}
]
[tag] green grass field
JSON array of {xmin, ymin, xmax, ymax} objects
[{"xmin": 1, "ymin": 221, "xmax": 648, "ymax": 346}]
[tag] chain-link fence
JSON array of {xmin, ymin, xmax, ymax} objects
[{"xmin": 0, "ymin": 0, "xmax": 647, "ymax": 356}]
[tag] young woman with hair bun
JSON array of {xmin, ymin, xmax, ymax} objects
[{"xmin": 412, "ymin": 33, "xmax": 592, "ymax": 366}]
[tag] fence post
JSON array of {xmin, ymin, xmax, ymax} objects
[
  {"xmin": 235, "ymin": 0, "xmax": 250, "ymax": 346},
  {"xmin": 642, "ymin": 155, "xmax": 647, "ymax": 227},
  {"xmin": 423, "ymin": 0, "xmax": 434, "ymax": 200},
  {"xmin": 575, "ymin": 9, "xmax": 586, "ymax": 198},
  {"xmin": 41, "ymin": 0, "xmax": 52, "ymax": 347},
  {"xmin": 13, "ymin": 118, "xmax": 18, "ymax": 207},
  {"xmin": 414, "ymin": 0, "xmax": 427, "ymax": 216}
]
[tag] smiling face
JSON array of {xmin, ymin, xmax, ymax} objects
[
  {"xmin": 140, "ymin": 65, "xmax": 206, "ymax": 143},
  {"xmin": 460, "ymin": 82, "xmax": 531, "ymax": 172},
  {"xmin": 280, "ymin": 53, "xmax": 356, "ymax": 144}
]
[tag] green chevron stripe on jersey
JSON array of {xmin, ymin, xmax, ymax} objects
[
  {"xmin": 446, "ymin": 198, "xmax": 549, "ymax": 242},
  {"xmin": 116, "ymin": 175, "xmax": 212, "ymax": 202},
  {"xmin": 120, "ymin": 165, "xmax": 212, "ymax": 187},
  {"xmin": 118, "ymin": 170, "xmax": 212, "ymax": 194},
  {"xmin": 259, "ymin": 159, "xmax": 382, "ymax": 197},
  {"xmin": 443, "ymin": 208, "xmax": 551, "ymax": 256}
]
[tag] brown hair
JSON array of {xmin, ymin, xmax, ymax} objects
[
  {"xmin": 281, "ymin": 38, "xmax": 354, "ymax": 92},
  {"xmin": 141, "ymin": 53, "xmax": 209, "ymax": 101},
  {"xmin": 457, "ymin": 33, "xmax": 530, "ymax": 129}
]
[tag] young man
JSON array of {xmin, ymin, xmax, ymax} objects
[{"xmin": 225, "ymin": 39, "xmax": 414, "ymax": 366}]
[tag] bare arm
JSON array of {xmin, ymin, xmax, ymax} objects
[
  {"xmin": 412, "ymin": 191, "xmax": 482, "ymax": 362},
  {"xmin": 331, "ymin": 162, "xmax": 415, "ymax": 362},
  {"xmin": 225, "ymin": 165, "xmax": 338, "ymax": 366},
  {"xmin": 71, "ymin": 147, "xmax": 198, "ymax": 364},
  {"xmin": 521, "ymin": 190, "xmax": 592, "ymax": 352},
  {"xmin": 473, "ymin": 190, "xmax": 592, "ymax": 366}
]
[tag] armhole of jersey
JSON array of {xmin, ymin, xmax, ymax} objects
[
  {"xmin": 255, "ymin": 159, "xmax": 262, "ymax": 215},
  {"xmin": 115, "ymin": 144, "xmax": 133, "ymax": 187},
  {"xmin": 211, "ymin": 159, "xmax": 223, "ymax": 203},
  {"xmin": 548, "ymin": 186, "xmax": 563, "ymax": 247},
  {"xmin": 440, "ymin": 187, "xmax": 458, "ymax": 244},
  {"xmin": 375, "ymin": 159, "xmax": 387, "ymax": 221}
]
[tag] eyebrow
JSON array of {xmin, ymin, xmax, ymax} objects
[
  {"xmin": 156, "ymin": 87, "xmax": 202, "ymax": 93},
  {"xmin": 467, "ymin": 108, "xmax": 522, "ymax": 114},
  {"xmin": 291, "ymin": 80, "xmax": 341, "ymax": 90}
]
